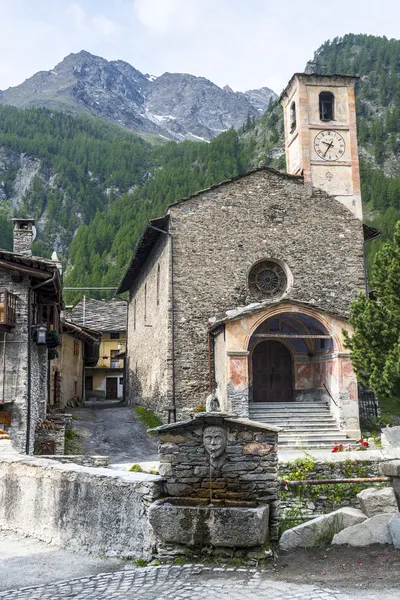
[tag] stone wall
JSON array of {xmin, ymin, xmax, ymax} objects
[
  {"xmin": 0, "ymin": 268, "xmax": 48, "ymax": 453},
  {"xmin": 155, "ymin": 414, "xmax": 280, "ymax": 539},
  {"xmin": 126, "ymin": 235, "xmax": 172, "ymax": 419},
  {"xmin": 170, "ymin": 171, "xmax": 364, "ymax": 418},
  {"xmin": 45, "ymin": 455, "xmax": 109, "ymax": 468},
  {"xmin": 0, "ymin": 455, "xmax": 163, "ymax": 558},
  {"xmin": 138, "ymin": 169, "xmax": 364, "ymax": 420},
  {"xmin": 34, "ymin": 420, "xmax": 66, "ymax": 455},
  {"xmin": 279, "ymin": 454, "xmax": 389, "ymax": 522}
]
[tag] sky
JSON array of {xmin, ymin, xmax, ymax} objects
[{"xmin": 0, "ymin": 0, "xmax": 399, "ymax": 95}]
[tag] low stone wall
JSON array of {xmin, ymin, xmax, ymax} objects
[
  {"xmin": 0, "ymin": 456, "xmax": 163, "ymax": 558},
  {"xmin": 279, "ymin": 454, "xmax": 389, "ymax": 522},
  {"xmin": 45, "ymin": 455, "xmax": 109, "ymax": 468}
]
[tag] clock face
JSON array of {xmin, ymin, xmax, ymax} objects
[{"xmin": 314, "ymin": 130, "xmax": 346, "ymax": 161}]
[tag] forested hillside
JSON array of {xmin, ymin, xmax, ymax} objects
[
  {"xmin": 0, "ymin": 105, "xmax": 152, "ymax": 255},
  {"xmin": 1, "ymin": 33, "xmax": 400, "ymax": 301}
]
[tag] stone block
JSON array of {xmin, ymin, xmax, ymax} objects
[
  {"xmin": 388, "ymin": 513, "xmax": 400, "ymax": 549},
  {"xmin": 221, "ymin": 462, "xmax": 258, "ymax": 472},
  {"xmin": 159, "ymin": 434, "xmax": 189, "ymax": 443},
  {"xmin": 381, "ymin": 426, "xmax": 400, "ymax": 448},
  {"xmin": 357, "ymin": 487, "xmax": 398, "ymax": 517},
  {"xmin": 380, "ymin": 460, "xmax": 400, "ymax": 477},
  {"xmin": 279, "ymin": 508, "xmax": 367, "ymax": 551},
  {"xmin": 149, "ymin": 498, "xmax": 269, "ymax": 548},
  {"xmin": 331, "ymin": 513, "xmax": 393, "ymax": 546},
  {"xmin": 243, "ymin": 442, "xmax": 274, "ymax": 456},
  {"xmin": 240, "ymin": 473, "xmax": 276, "ymax": 481},
  {"xmin": 165, "ymin": 483, "xmax": 193, "ymax": 496},
  {"xmin": 158, "ymin": 463, "xmax": 174, "ymax": 477},
  {"xmin": 159, "ymin": 443, "xmax": 180, "ymax": 454}
]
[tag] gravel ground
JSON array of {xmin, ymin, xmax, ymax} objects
[{"xmin": 68, "ymin": 400, "xmax": 158, "ymax": 463}]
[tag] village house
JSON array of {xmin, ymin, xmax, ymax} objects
[
  {"xmin": 118, "ymin": 73, "xmax": 380, "ymax": 446},
  {"xmin": 49, "ymin": 319, "xmax": 101, "ymax": 410},
  {"xmin": 70, "ymin": 299, "xmax": 127, "ymax": 401},
  {"xmin": 0, "ymin": 218, "xmax": 63, "ymax": 453}
]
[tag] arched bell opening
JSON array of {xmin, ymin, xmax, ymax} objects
[{"xmin": 248, "ymin": 312, "xmax": 335, "ymax": 403}]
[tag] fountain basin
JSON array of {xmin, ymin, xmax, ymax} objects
[{"xmin": 148, "ymin": 497, "xmax": 269, "ymax": 548}]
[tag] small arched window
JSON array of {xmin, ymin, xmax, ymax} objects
[
  {"xmin": 144, "ymin": 284, "xmax": 147, "ymax": 322},
  {"xmin": 289, "ymin": 101, "xmax": 296, "ymax": 132},
  {"xmin": 319, "ymin": 91, "xmax": 334, "ymax": 121}
]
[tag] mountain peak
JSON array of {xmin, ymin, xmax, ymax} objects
[{"xmin": 0, "ymin": 52, "xmax": 277, "ymax": 140}]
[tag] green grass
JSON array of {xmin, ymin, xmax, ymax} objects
[
  {"xmin": 135, "ymin": 406, "xmax": 162, "ymax": 432},
  {"xmin": 64, "ymin": 428, "xmax": 83, "ymax": 455},
  {"xmin": 128, "ymin": 463, "xmax": 142, "ymax": 472}
]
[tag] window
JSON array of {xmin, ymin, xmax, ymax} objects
[
  {"xmin": 248, "ymin": 260, "xmax": 288, "ymax": 300},
  {"xmin": 74, "ymin": 381, "xmax": 78, "ymax": 396},
  {"xmin": 156, "ymin": 264, "xmax": 160, "ymax": 306},
  {"xmin": 319, "ymin": 91, "xmax": 334, "ymax": 121},
  {"xmin": 73, "ymin": 341, "xmax": 80, "ymax": 356},
  {"xmin": 119, "ymin": 377, "xmax": 124, "ymax": 386},
  {"xmin": 144, "ymin": 283, "xmax": 147, "ymax": 322},
  {"xmin": 289, "ymin": 101, "xmax": 296, "ymax": 132},
  {"xmin": 110, "ymin": 332, "xmax": 120, "ymax": 339}
]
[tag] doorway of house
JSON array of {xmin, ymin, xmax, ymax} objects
[
  {"xmin": 252, "ymin": 340, "xmax": 293, "ymax": 402},
  {"xmin": 106, "ymin": 377, "xmax": 118, "ymax": 400}
]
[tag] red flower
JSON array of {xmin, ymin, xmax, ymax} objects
[{"xmin": 363, "ymin": 441, "xmax": 369, "ymax": 447}]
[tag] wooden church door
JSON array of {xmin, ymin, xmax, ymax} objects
[{"xmin": 252, "ymin": 340, "xmax": 293, "ymax": 402}]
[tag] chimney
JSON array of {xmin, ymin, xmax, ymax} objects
[{"xmin": 12, "ymin": 218, "xmax": 36, "ymax": 257}]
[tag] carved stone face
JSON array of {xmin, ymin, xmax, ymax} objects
[{"xmin": 203, "ymin": 426, "xmax": 227, "ymax": 459}]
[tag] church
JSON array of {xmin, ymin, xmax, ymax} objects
[{"xmin": 117, "ymin": 73, "xmax": 377, "ymax": 446}]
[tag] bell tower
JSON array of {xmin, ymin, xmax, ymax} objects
[{"xmin": 280, "ymin": 73, "xmax": 362, "ymax": 220}]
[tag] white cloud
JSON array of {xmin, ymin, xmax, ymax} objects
[{"xmin": 133, "ymin": 0, "xmax": 199, "ymax": 34}]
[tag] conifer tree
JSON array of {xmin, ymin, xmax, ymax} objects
[{"xmin": 343, "ymin": 221, "xmax": 400, "ymax": 398}]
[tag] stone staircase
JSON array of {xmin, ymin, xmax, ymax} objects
[{"xmin": 248, "ymin": 401, "xmax": 355, "ymax": 449}]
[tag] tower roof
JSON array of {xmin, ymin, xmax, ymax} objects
[{"xmin": 279, "ymin": 72, "xmax": 359, "ymax": 103}]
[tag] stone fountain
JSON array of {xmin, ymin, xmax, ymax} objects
[{"xmin": 148, "ymin": 412, "xmax": 280, "ymax": 558}]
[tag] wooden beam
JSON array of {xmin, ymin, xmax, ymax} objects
[{"xmin": 0, "ymin": 260, "xmax": 52, "ymax": 280}]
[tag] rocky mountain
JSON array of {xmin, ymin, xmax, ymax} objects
[{"xmin": 0, "ymin": 51, "xmax": 276, "ymax": 142}]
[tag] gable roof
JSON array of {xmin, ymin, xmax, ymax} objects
[
  {"xmin": 0, "ymin": 249, "xmax": 62, "ymax": 298},
  {"xmin": 70, "ymin": 299, "xmax": 127, "ymax": 332},
  {"xmin": 117, "ymin": 166, "xmax": 302, "ymax": 294},
  {"xmin": 62, "ymin": 319, "xmax": 101, "ymax": 344}
]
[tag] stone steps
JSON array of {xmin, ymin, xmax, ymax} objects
[{"xmin": 248, "ymin": 400, "xmax": 351, "ymax": 449}]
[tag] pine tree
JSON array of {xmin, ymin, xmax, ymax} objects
[{"xmin": 343, "ymin": 221, "xmax": 400, "ymax": 398}]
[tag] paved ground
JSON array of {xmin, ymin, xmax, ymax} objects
[
  {"xmin": 69, "ymin": 401, "xmax": 158, "ymax": 463},
  {"xmin": 0, "ymin": 530, "xmax": 126, "ymax": 592},
  {"xmin": 0, "ymin": 563, "xmax": 397, "ymax": 600},
  {"xmin": 0, "ymin": 531, "xmax": 398, "ymax": 599}
]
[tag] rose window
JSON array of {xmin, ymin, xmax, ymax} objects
[{"xmin": 248, "ymin": 261, "xmax": 287, "ymax": 299}]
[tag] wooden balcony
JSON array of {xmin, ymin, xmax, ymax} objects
[
  {"xmin": 0, "ymin": 290, "xmax": 17, "ymax": 330},
  {"xmin": 32, "ymin": 301, "xmax": 61, "ymax": 331}
]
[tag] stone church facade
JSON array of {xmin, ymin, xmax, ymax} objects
[{"xmin": 118, "ymin": 73, "xmax": 373, "ymax": 440}]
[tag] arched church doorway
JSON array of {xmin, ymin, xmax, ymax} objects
[{"xmin": 252, "ymin": 340, "xmax": 293, "ymax": 402}]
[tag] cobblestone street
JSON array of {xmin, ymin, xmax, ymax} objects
[{"xmin": 0, "ymin": 565, "xmax": 395, "ymax": 600}]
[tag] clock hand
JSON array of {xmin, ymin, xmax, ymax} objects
[{"xmin": 323, "ymin": 141, "xmax": 333, "ymax": 156}]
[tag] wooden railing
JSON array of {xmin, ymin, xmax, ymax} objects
[
  {"xmin": 0, "ymin": 290, "xmax": 17, "ymax": 328},
  {"xmin": 32, "ymin": 302, "xmax": 61, "ymax": 331}
]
